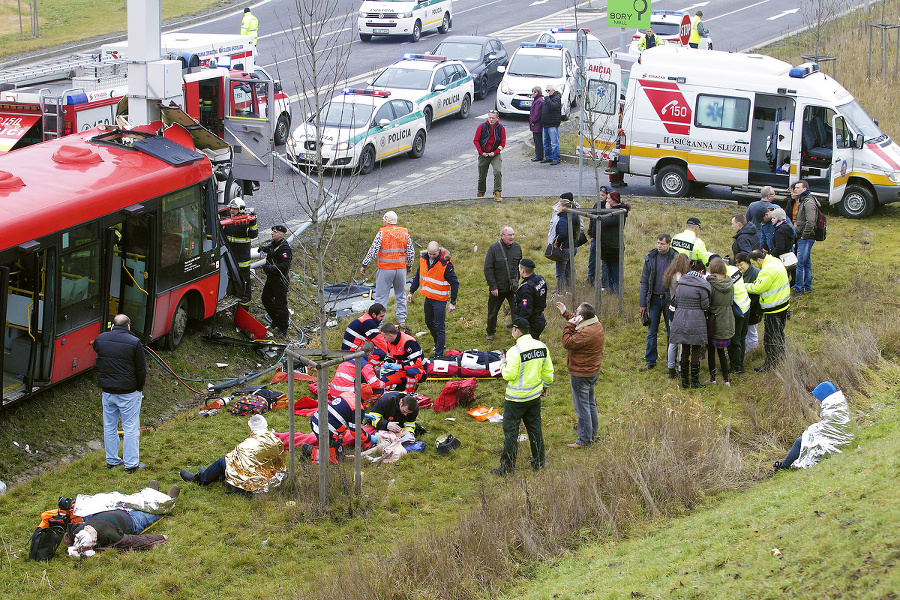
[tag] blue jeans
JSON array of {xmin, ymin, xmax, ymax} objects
[
  {"xmin": 102, "ymin": 390, "xmax": 142, "ymax": 468},
  {"xmin": 781, "ymin": 437, "xmax": 802, "ymax": 468},
  {"xmin": 198, "ymin": 457, "xmax": 251, "ymax": 496},
  {"xmin": 423, "ymin": 298, "xmax": 447, "ymax": 355},
  {"xmin": 129, "ymin": 510, "xmax": 164, "ymax": 533},
  {"xmin": 794, "ymin": 238, "xmax": 814, "ymax": 292},
  {"xmin": 602, "ymin": 260, "xmax": 621, "ymax": 294},
  {"xmin": 570, "ymin": 374, "xmax": 599, "ymax": 445},
  {"xmin": 555, "ymin": 250, "xmax": 574, "ymax": 291},
  {"xmin": 532, "ymin": 131, "xmax": 544, "ymax": 160},
  {"xmin": 542, "ymin": 127, "xmax": 560, "ymax": 162},
  {"xmin": 645, "ymin": 295, "xmax": 671, "ymax": 366}
]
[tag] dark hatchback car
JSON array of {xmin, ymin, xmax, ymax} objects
[{"xmin": 430, "ymin": 35, "xmax": 509, "ymax": 100}]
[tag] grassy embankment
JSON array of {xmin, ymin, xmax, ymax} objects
[
  {"xmin": 0, "ymin": 0, "xmax": 227, "ymax": 58},
  {"xmin": 1, "ymin": 3, "xmax": 900, "ymax": 600}
]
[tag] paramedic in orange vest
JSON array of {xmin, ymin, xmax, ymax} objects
[
  {"xmin": 378, "ymin": 322, "xmax": 427, "ymax": 394},
  {"xmin": 327, "ymin": 341, "xmax": 385, "ymax": 404},
  {"xmin": 360, "ymin": 211, "xmax": 415, "ymax": 330},
  {"xmin": 406, "ymin": 241, "xmax": 459, "ymax": 356}
]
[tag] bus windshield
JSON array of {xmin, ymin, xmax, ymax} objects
[{"xmin": 839, "ymin": 99, "xmax": 887, "ymax": 143}]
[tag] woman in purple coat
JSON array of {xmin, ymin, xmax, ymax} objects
[{"xmin": 529, "ymin": 86, "xmax": 544, "ymax": 162}]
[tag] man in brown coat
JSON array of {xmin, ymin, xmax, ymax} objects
[{"xmin": 556, "ymin": 301, "xmax": 605, "ymax": 449}]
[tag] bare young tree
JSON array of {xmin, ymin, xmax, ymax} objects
[
  {"xmin": 798, "ymin": 0, "xmax": 843, "ymax": 60},
  {"xmin": 270, "ymin": 1, "xmax": 383, "ymax": 353}
]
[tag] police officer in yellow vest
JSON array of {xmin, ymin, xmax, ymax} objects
[
  {"xmin": 672, "ymin": 217, "xmax": 711, "ymax": 265},
  {"xmin": 726, "ymin": 262, "xmax": 751, "ymax": 375},
  {"xmin": 361, "ymin": 211, "xmax": 415, "ymax": 330},
  {"xmin": 241, "ymin": 7, "xmax": 259, "ymax": 45},
  {"xmin": 746, "ymin": 249, "xmax": 790, "ymax": 372},
  {"xmin": 689, "ymin": 11, "xmax": 708, "ymax": 49},
  {"xmin": 492, "ymin": 317, "xmax": 554, "ymax": 476},
  {"xmin": 407, "ymin": 241, "xmax": 458, "ymax": 356}
]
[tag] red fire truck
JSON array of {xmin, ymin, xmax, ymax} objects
[
  {"xmin": 0, "ymin": 116, "xmax": 246, "ymax": 405},
  {"xmin": 0, "ymin": 53, "xmax": 275, "ymax": 200}
]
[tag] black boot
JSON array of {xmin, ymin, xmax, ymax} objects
[
  {"xmin": 680, "ymin": 359, "xmax": 690, "ymax": 388},
  {"xmin": 668, "ymin": 367, "xmax": 678, "ymax": 379},
  {"xmin": 180, "ymin": 469, "xmax": 198, "ymax": 483},
  {"xmin": 690, "ymin": 364, "xmax": 705, "ymax": 388}
]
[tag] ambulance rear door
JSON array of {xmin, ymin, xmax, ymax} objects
[
  {"xmin": 579, "ymin": 60, "xmax": 621, "ymax": 164},
  {"xmin": 224, "ymin": 77, "xmax": 274, "ymax": 183}
]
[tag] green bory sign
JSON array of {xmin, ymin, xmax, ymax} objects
[{"xmin": 607, "ymin": 0, "xmax": 651, "ymax": 29}]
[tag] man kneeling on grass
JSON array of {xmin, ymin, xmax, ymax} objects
[{"xmin": 180, "ymin": 414, "xmax": 285, "ymax": 496}]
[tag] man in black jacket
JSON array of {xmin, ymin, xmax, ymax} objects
[
  {"xmin": 540, "ymin": 85, "xmax": 562, "ymax": 165},
  {"xmin": 92, "ymin": 314, "xmax": 146, "ymax": 472},
  {"xmin": 368, "ymin": 392, "xmax": 419, "ymax": 438},
  {"xmin": 484, "ymin": 226, "xmax": 522, "ymax": 341},
  {"xmin": 598, "ymin": 191, "xmax": 630, "ymax": 294},
  {"xmin": 260, "ymin": 224, "xmax": 293, "ymax": 338},
  {"xmin": 639, "ymin": 235, "xmax": 677, "ymax": 373},
  {"xmin": 730, "ymin": 214, "xmax": 760, "ymax": 257}
]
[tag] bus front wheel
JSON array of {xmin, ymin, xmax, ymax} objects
[{"xmin": 164, "ymin": 297, "xmax": 189, "ymax": 350}]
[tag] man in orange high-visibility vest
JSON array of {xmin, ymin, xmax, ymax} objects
[
  {"xmin": 407, "ymin": 241, "xmax": 459, "ymax": 356},
  {"xmin": 361, "ymin": 211, "xmax": 415, "ymax": 330}
]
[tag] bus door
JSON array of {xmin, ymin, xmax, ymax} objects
[
  {"xmin": 2, "ymin": 247, "xmax": 53, "ymax": 402},
  {"xmin": 105, "ymin": 213, "xmax": 154, "ymax": 338},
  {"xmin": 224, "ymin": 77, "xmax": 274, "ymax": 184}
]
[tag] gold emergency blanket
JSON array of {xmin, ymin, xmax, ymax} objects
[
  {"xmin": 794, "ymin": 390, "xmax": 857, "ymax": 469},
  {"xmin": 225, "ymin": 431, "xmax": 286, "ymax": 493}
]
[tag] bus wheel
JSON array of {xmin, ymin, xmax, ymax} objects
[
  {"xmin": 839, "ymin": 184, "xmax": 875, "ymax": 219},
  {"xmin": 656, "ymin": 164, "xmax": 689, "ymax": 198},
  {"xmin": 165, "ymin": 297, "xmax": 189, "ymax": 350}
]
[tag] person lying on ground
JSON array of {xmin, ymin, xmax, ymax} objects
[{"xmin": 180, "ymin": 414, "xmax": 285, "ymax": 496}]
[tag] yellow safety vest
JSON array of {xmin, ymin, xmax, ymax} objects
[
  {"xmin": 727, "ymin": 265, "xmax": 751, "ymax": 314},
  {"xmin": 689, "ymin": 16, "xmax": 703, "ymax": 45},
  {"xmin": 747, "ymin": 255, "xmax": 790, "ymax": 314},
  {"xmin": 241, "ymin": 12, "xmax": 259, "ymax": 44},
  {"xmin": 502, "ymin": 334, "xmax": 554, "ymax": 402}
]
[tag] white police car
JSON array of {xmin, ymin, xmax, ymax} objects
[
  {"xmin": 536, "ymin": 28, "xmax": 610, "ymax": 61},
  {"xmin": 285, "ymin": 89, "xmax": 427, "ymax": 175},
  {"xmin": 368, "ymin": 54, "xmax": 474, "ymax": 130},
  {"xmin": 629, "ymin": 10, "xmax": 713, "ymax": 53},
  {"xmin": 495, "ymin": 42, "xmax": 577, "ymax": 118}
]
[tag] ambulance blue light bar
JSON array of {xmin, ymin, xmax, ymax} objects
[
  {"xmin": 403, "ymin": 53, "xmax": 446, "ymax": 61},
  {"xmin": 789, "ymin": 62, "xmax": 820, "ymax": 78},
  {"xmin": 550, "ymin": 27, "xmax": 589, "ymax": 33},
  {"xmin": 341, "ymin": 88, "xmax": 391, "ymax": 97},
  {"xmin": 520, "ymin": 42, "xmax": 563, "ymax": 49}
]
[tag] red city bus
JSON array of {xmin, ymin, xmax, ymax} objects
[{"xmin": 0, "ymin": 121, "xmax": 241, "ymax": 405}]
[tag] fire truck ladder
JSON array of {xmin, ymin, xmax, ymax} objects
[
  {"xmin": 0, "ymin": 54, "xmax": 101, "ymax": 87},
  {"xmin": 39, "ymin": 89, "xmax": 79, "ymax": 142}
]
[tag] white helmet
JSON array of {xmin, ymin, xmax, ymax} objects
[{"xmin": 228, "ymin": 198, "xmax": 246, "ymax": 211}]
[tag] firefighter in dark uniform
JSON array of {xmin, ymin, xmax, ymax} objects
[
  {"xmin": 260, "ymin": 224, "xmax": 292, "ymax": 338},
  {"xmin": 515, "ymin": 258, "xmax": 548, "ymax": 340},
  {"xmin": 222, "ymin": 198, "xmax": 258, "ymax": 306}
]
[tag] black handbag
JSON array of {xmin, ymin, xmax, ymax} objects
[
  {"xmin": 576, "ymin": 230, "xmax": 589, "ymax": 247},
  {"xmin": 544, "ymin": 238, "xmax": 566, "ymax": 262},
  {"xmin": 641, "ymin": 310, "xmax": 651, "ymax": 327}
]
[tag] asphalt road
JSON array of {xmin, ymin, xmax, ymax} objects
[{"xmin": 172, "ymin": 0, "xmax": 814, "ymax": 231}]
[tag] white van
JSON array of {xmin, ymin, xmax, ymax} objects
[
  {"xmin": 358, "ymin": 0, "xmax": 452, "ymax": 43},
  {"xmin": 598, "ymin": 46, "xmax": 900, "ymax": 218}
]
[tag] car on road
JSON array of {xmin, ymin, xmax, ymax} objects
[
  {"xmin": 495, "ymin": 42, "xmax": 577, "ymax": 118},
  {"xmin": 536, "ymin": 27, "xmax": 610, "ymax": 62},
  {"xmin": 358, "ymin": 0, "xmax": 453, "ymax": 43},
  {"xmin": 429, "ymin": 35, "xmax": 509, "ymax": 100},
  {"xmin": 285, "ymin": 88, "xmax": 427, "ymax": 175},
  {"xmin": 368, "ymin": 54, "xmax": 474, "ymax": 130},
  {"xmin": 630, "ymin": 10, "xmax": 713, "ymax": 52}
]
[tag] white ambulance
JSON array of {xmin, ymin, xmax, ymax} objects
[
  {"xmin": 598, "ymin": 46, "xmax": 900, "ymax": 218},
  {"xmin": 358, "ymin": 0, "xmax": 452, "ymax": 43}
]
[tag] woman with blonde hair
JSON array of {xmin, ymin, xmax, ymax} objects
[{"xmin": 706, "ymin": 256, "xmax": 735, "ymax": 386}]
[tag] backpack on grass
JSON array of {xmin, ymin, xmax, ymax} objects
[
  {"xmin": 28, "ymin": 512, "xmax": 69, "ymax": 562},
  {"xmin": 228, "ymin": 394, "xmax": 270, "ymax": 416}
]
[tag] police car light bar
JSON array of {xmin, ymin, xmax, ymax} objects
[
  {"xmin": 342, "ymin": 88, "xmax": 391, "ymax": 97},
  {"xmin": 520, "ymin": 42, "xmax": 563, "ymax": 49},
  {"xmin": 550, "ymin": 27, "xmax": 589, "ymax": 33},
  {"xmin": 651, "ymin": 10, "xmax": 683, "ymax": 15},
  {"xmin": 403, "ymin": 53, "xmax": 446, "ymax": 61}
]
